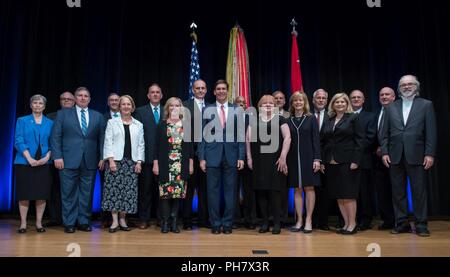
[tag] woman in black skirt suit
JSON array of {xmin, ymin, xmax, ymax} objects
[
  {"xmin": 246, "ymin": 95, "xmax": 291, "ymax": 234},
  {"xmin": 14, "ymin": 95, "xmax": 53, "ymax": 233},
  {"xmin": 321, "ymin": 93, "xmax": 364, "ymax": 235},
  {"xmin": 287, "ymin": 92, "xmax": 321, "ymax": 233}
]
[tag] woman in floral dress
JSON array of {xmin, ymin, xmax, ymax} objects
[{"xmin": 153, "ymin": 97, "xmax": 194, "ymax": 233}]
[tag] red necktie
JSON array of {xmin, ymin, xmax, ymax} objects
[{"xmin": 220, "ymin": 105, "xmax": 226, "ymax": 129}]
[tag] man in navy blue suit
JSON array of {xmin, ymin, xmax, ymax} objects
[
  {"xmin": 51, "ymin": 87, "xmax": 105, "ymax": 233},
  {"xmin": 198, "ymin": 80, "xmax": 245, "ymax": 234}
]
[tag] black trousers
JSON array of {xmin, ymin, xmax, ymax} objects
[
  {"xmin": 48, "ymin": 167, "xmax": 62, "ymax": 223},
  {"xmin": 138, "ymin": 162, "xmax": 158, "ymax": 222},
  {"xmin": 390, "ymin": 155, "xmax": 428, "ymax": 227},
  {"xmin": 234, "ymin": 166, "xmax": 257, "ymax": 225},
  {"xmin": 357, "ymin": 168, "xmax": 375, "ymax": 226},
  {"xmin": 183, "ymin": 156, "xmax": 208, "ymax": 225},
  {"xmin": 372, "ymin": 158, "xmax": 395, "ymax": 226},
  {"xmin": 313, "ymin": 173, "xmax": 329, "ymax": 227},
  {"xmin": 256, "ymin": 190, "xmax": 281, "ymax": 226}
]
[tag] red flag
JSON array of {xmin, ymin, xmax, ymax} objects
[{"xmin": 291, "ymin": 32, "xmax": 304, "ymax": 93}]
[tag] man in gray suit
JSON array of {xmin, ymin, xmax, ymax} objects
[
  {"xmin": 381, "ymin": 75, "xmax": 437, "ymax": 237},
  {"xmin": 51, "ymin": 87, "xmax": 105, "ymax": 233}
]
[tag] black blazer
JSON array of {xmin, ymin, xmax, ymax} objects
[
  {"xmin": 133, "ymin": 104, "xmax": 164, "ymax": 164},
  {"xmin": 381, "ymin": 97, "xmax": 437, "ymax": 165},
  {"xmin": 357, "ymin": 110, "xmax": 377, "ymax": 169},
  {"xmin": 155, "ymin": 120, "xmax": 194, "ymax": 183},
  {"xmin": 183, "ymin": 99, "xmax": 209, "ymax": 147},
  {"xmin": 321, "ymin": 113, "xmax": 364, "ymax": 165}
]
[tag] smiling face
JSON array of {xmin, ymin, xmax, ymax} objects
[
  {"xmin": 350, "ymin": 90, "xmax": 365, "ymax": 110},
  {"xmin": 292, "ymin": 96, "xmax": 305, "ymax": 113},
  {"xmin": 399, "ymin": 75, "xmax": 419, "ymax": 98},
  {"xmin": 108, "ymin": 94, "xmax": 120, "ymax": 112},
  {"xmin": 273, "ymin": 92, "xmax": 286, "ymax": 109},
  {"xmin": 75, "ymin": 89, "xmax": 91, "ymax": 109},
  {"xmin": 214, "ymin": 83, "xmax": 228, "ymax": 104},
  {"xmin": 119, "ymin": 97, "xmax": 134, "ymax": 117},
  {"xmin": 258, "ymin": 95, "xmax": 276, "ymax": 117},
  {"xmin": 333, "ymin": 97, "xmax": 349, "ymax": 115},
  {"xmin": 147, "ymin": 85, "xmax": 163, "ymax": 106},
  {"xmin": 313, "ymin": 90, "xmax": 328, "ymax": 111},
  {"xmin": 168, "ymin": 99, "xmax": 182, "ymax": 120},
  {"xmin": 379, "ymin": 87, "xmax": 396, "ymax": 107},
  {"xmin": 31, "ymin": 99, "xmax": 45, "ymax": 114},
  {"xmin": 59, "ymin": 92, "xmax": 75, "ymax": 108},
  {"xmin": 193, "ymin": 80, "xmax": 207, "ymax": 101}
]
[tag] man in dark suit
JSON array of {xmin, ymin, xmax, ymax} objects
[
  {"xmin": 350, "ymin": 90, "xmax": 377, "ymax": 231},
  {"xmin": 182, "ymin": 79, "xmax": 210, "ymax": 230},
  {"xmin": 381, "ymin": 75, "xmax": 437, "ymax": 237},
  {"xmin": 99, "ymin": 92, "xmax": 120, "ymax": 228},
  {"xmin": 133, "ymin": 84, "xmax": 164, "ymax": 229},
  {"xmin": 198, "ymin": 80, "xmax": 245, "ymax": 234},
  {"xmin": 311, "ymin": 89, "xmax": 331, "ymax": 231},
  {"xmin": 373, "ymin": 87, "xmax": 396, "ymax": 230},
  {"xmin": 45, "ymin": 91, "xmax": 74, "ymax": 227},
  {"xmin": 51, "ymin": 87, "xmax": 105, "ymax": 233}
]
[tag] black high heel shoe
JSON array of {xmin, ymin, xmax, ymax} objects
[
  {"xmin": 36, "ymin": 226, "xmax": 46, "ymax": 233},
  {"xmin": 17, "ymin": 228, "xmax": 27, "ymax": 234},
  {"xmin": 109, "ymin": 226, "xmax": 120, "ymax": 233},
  {"xmin": 342, "ymin": 227, "xmax": 358, "ymax": 235},
  {"xmin": 119, "ymin": 225, "xmax": 131, "ymax": 231}
]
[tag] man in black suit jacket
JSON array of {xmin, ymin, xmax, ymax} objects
[
  {"xmin": 381, "ymin": 75, "xmax": 437, "ymax": 237},
  {"xmin": 134, "ymin": 84, "xmax": 164, "ymax": 229},
  {"xmin": 182, "ymin": 79, "xmax": 210, "ymax": 230},
  {"xmin": 350, "ymin": 90, "xmax": 377, "ymax": 231},
  {"xmin": 373, "ymin": 87, "xmax": 396, "ymax": 230},
  {"xmin": 45, "ymin": 91, "xmax": 74, "ymax": 227},
  {"xmin": 311, "ymin": 89, "xmax": 331, "ymax": 230}
]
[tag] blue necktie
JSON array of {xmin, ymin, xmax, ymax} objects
[
  {"xmin": 81, "ymin": 109, "xmax": 88, "ymax": 136},
  {"xmin": 113, "ymin": 112, "xmax": 119, "ymax": 118},
  {"xmin": 153, "ymin": 107, "xmax": 160, "ymax": 124}
]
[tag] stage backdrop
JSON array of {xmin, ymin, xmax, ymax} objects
[{"xmin": 1, "ymin": 0, "xmax": 449, "ymax": 215}]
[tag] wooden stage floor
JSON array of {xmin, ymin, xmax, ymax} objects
[{"xmin": 1, "ymin": 219, "xmax": 450, "ymax": 257}]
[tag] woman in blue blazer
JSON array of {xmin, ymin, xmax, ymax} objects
[{"xmin": 14, "ymin": 95, "xmax": 53, "ymax": 234}]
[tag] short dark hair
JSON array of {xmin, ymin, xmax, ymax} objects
[{"xmin": 214, "ymin": 79, "xmax": 229, "ymax": 90}]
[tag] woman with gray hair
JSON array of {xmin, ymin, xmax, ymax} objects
[{"xmin": 14, "ymin": 94, "xmax": 54, "ymax": 234}]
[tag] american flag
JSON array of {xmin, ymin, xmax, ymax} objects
[{"xmin": 188, "ymin": 40, "xmax": 201, "ymax": 99}]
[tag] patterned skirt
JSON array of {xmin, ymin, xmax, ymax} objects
[{"xmin": 102, "ymin": 158, "xmax": 138, "ymax": 214}]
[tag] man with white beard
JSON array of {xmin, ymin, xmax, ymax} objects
[{"xmin": 381, "ymin": 75, "xmax": 437, "ymax": 237}]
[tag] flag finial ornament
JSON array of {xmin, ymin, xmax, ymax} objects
[{"xmin": 290, "ymin": 18, "xmax": 298, "ymax": 36}]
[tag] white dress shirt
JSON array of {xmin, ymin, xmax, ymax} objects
[
  {"xmin": 401, "ymin": 96, "xmax": 415, "ymax": 125},
  {"xmin": 194, "ymin": 97, "xmax": 205, "ymax": 111},
  {"xmin": 76, "ymin": 105, "xmax": 89, "ymax": 129},
  {"xmin": 315, "ymin": 109, "xmax": 325, "ymax": 131},
  {"xmin": 216, "ymin": 101, "xmax": 229, "ymax": 122}
]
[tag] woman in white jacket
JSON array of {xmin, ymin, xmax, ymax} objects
[{"xmin": 102, "ymin": 95, "xmax": 145, "ymax": 233}]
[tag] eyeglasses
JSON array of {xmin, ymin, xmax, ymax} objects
[
  {"xmin": 399, "ymin": 82, "xmax": 417, "ymax": 88},
  {"xmin": 60, "ymin": 98, "xmax": 74, "ymax": 101}
]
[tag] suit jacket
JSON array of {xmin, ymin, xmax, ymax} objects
[
  {"xmin": 183, "ymin": 99, "xmax": 209, "ymax": 147},
  {"xmin": 155, "ymin": 120, "xmax": 194, "ymax": 183},
  {"xmin": 321, "ymin": 113, "xmax": 364, "ymax": 165},
  {"xmin": 103, "ymin": 111, "xmax": 112, "ymax": 122},
  {"xmin": 133, "ymin": 104, "xmax": 164, "ymax": 164},
  {"xmin": 197, "ymin": 103, "xmax": 245, "ymax": 167},
  {"xmin": 356, "ymin": 110, "xmax": 377, "ymax": 169},
  {"xmin": 381, "ymin": 97, "xmax": 437, "ymax": 165},
  {"xmin": 103, "ymin": 117, "xmax": 145, "ymax": 162},
  {"xmin": 14, "ymin": 114, "xmax": 54, "ymax": 165},
  {"xmin": 51, "ymin": 107, "xmax": 105, "ymax": 170}
]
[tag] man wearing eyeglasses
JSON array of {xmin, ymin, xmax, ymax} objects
[
  {"xmin": 45, "ymin": 91, "xmax": 75, "ymax": 227},
  {"xmin": 381, "ymin": 75, "xmax": 437, "ymax": 237}
]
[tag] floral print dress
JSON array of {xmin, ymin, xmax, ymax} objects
[{"xmin": 159, "ymin": 121, "xmax": 186, "ymax": 199}]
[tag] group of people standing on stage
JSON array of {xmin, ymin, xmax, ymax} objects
[{"xmin": 13, "ymin": 74, "xmax": 437, "ymax": 237}]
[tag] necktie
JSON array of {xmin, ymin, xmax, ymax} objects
[
  {"xmin": 113, "ymin": 112, "xmax": 119, "ymax": 118},
  {"xmin": 220, "ymin": 105, "xmax": 226, "ymax": 129},
  {"xmin": 378, "ymin": 108, "xmax": 384, "ymax": 131},
  {"xmin": 153, "ymin": 107, "xmax": 160, "ymax": 124},
  {"xmin": 316, "ymin": 111, "xmax": 321, "ymax": 130},
  {"xmin": 81, "ymin": 109, "xmax": 88, "ymax": 136}
]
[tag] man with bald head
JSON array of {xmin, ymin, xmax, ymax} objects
[
  {"xmin": 373, "ymin": 87, "xmax": 396, "ymax": 230},
  {"xmin": 381, "ymin": 75, "xmax": 437, "ymax": 237},
  {"xmin": 350, "ymin": 90, "xmax": 377, "ymax": 231}
]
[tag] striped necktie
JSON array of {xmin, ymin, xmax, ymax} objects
[{"xmin": 81, "ymin": 109, "xmax": 88, "ymax": 136}]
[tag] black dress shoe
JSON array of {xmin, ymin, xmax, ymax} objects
[
  {"xmin": 357, "ymin": 224, "xmax": 371, "ymax": 231},
  {"xmin": 17, "ymin": 228, "xmax": 27, "ymax": 234},
  {"xmin": 109, "ymin": 226, "xmax": 120, "ymax": 233},
  {"xmin": 391, "ymin": 224, "xmax": 411, "ymax": 234},
  {"xmin": 245, "ymin": 223, "xmax": 256, "ymax": 230},
  {"xmin": 78, "ymin": 224, "xmax": 92, "ymax": 232},
  {"xmin": 161, "ymin": 222, "xmax": 170, "ymax": 233},
  {"xmin": 272, "ymin": 225, "xmax": 281, "ymax": 235},
  {"xmin": 64, "ymin": 226, "xmax": 75, "ymax": 233},
  {"xmin": 36, "ymin": 226, "xmax": 46, "ymax": 233},
  {"xmin": 183, "ymin": 223, "xmax": 192, "ymax": 230},
  {"xmin": 303, "ymin": 228, "xmax": 313, "ymax": 234},
  {"xmin": 223, "ymin": 227, "xmax": 232, "ymax": 234},
  {"xmin": 415, "ymin": 227, "xmax": 431, "ymax": 237},
  {"xmin": 289, "ymin": 226, "xmax": 303, "ymax": 232},
  {"xmin": 318, "ymin": 225, "xmax": 330, "ymax": 231},
  {"xmin": 259, "ymin": 224, "xmax": 269, "ymax": 233},
  {"xmin": 211, "ymin": 227, "xmax": 221, "ymax": 234}
]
